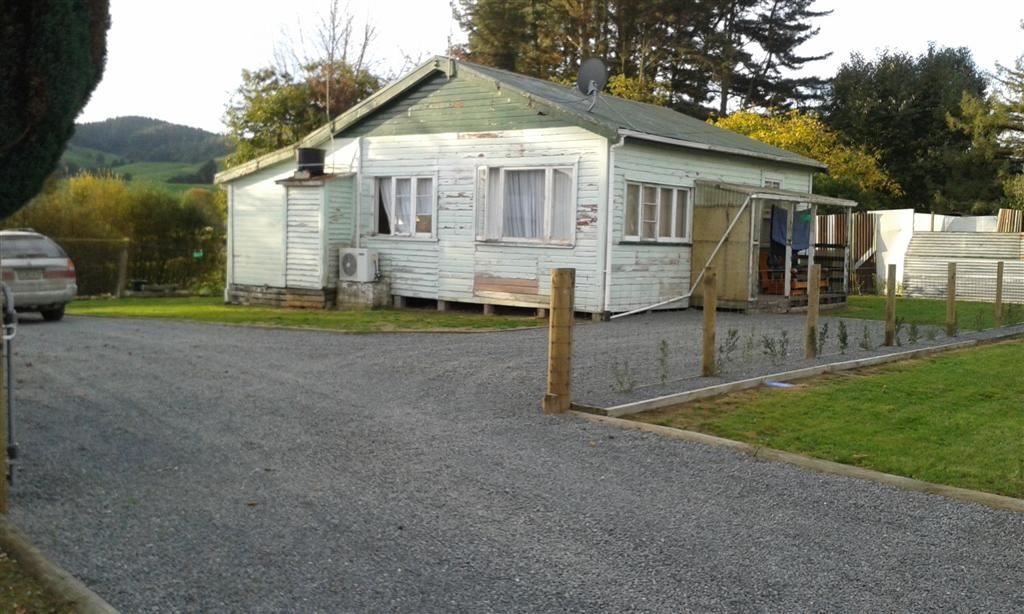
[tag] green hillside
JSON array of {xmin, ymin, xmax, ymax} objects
[
  {"xmin": 58, "ymin": 117, "xmax": 233, "ymax": 192},
  {"xmin": 71, "ymin": 116, "xmax": 231, "ymax": 162}
]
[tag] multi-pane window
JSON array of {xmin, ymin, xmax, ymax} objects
[
  {"xmin": 477, "ymin": 166, "xmax": 575, "ymax": 244},
  {"xmin": 376, "ymin": 176, "xmax": 434, "ymax": 237},
  {"xmin": 624, "ymin": 182, "xmax": 691, "ymax": 242}
]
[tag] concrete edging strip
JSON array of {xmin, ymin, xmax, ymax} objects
[
  {"xmin": 594, "ymin": 339, "xmax": 979, "ymax": 418},
  {"xmin": 0, "ymin": 516, "xmax": 118, "ymax": 613},
  {"xmin": 572, "ymin": 412, "xmax": 1024, "ymax": 514}
]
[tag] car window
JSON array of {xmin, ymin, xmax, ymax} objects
[{"xmin": 0, "ymin": 236, "xmax": 67, "ymax": 258}]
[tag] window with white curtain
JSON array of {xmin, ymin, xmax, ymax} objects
[
  {"xmin": 624, "ymin": 181, "xmax": 691, "ymax": 242},
  {"xmin": 375, "ymin": 176, "xmax": 434, "ymax": 237},
  {"xmin": 477, "ymin": 166, "xmax": 575, "ymax": 244}
]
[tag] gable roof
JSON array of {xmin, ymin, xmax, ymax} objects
[
  {"xmin": 459, "ymin": 62, "xmax": 825, "ymax": 171},
  {"xmin": 217, "ymin": 56, "xmax": 824, "ymax": 184}
]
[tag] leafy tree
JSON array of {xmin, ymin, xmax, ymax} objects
[
  {"xmin": 823, "ymin": 46, "xmax": 1004, "ymax": 212},
  {"xmin": 224, "ymin": 0, "xmax": 381, "ymax": 166},
  {"xmin": 223, "ymin": 63, "xmax": 380, "ymax": 165},
  {"xmin": 711, "ymin": 110, "xmax": 902, "ymax": 207},
  {"xmin": 0, "ymin": 0, "xmax": 110, "ymax": 219},
  {"xmin": 690, "ymin": 0, "xmax": 831, "ymax": 116}
]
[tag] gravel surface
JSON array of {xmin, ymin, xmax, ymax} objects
[{"xmin": 8, "ymin": 314, "xmax": 1024, "ymax": 612}]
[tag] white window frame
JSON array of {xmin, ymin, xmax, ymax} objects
[
  {"xmin": 763, "ymin": 175, "xmax": 783, "ymax": 190},
  {"xmin": 476, "ymin": 165, "xmax": 577, "ymax": 246},
  {"xmin": 373, "ymin": 175, "xmax": 437, "ymax": 238},
  {"xmin": 623, "ymin": 181, "xmax": 693, "ymax": 243}
]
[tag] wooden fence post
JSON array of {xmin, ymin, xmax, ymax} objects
[
  {"xmin": 994, "ymin": 261, "xmax": 1004, "ymax": 328},
  {"xmin": 884, "ymin": 263, "xmax": 897, "ymax": 346},
  {"xmin": 806, "ymin": 264, "xmax": 821, "ymax": 359},
  {"xmin": 115, "ymin": 240, "xmax": 129, "ymax": 298},
  {"xmin": 702, "ymin": 270, "xmax": 717, "ymax": 377},
  {"xmin": 946, "ymin": 262, "xmax": 957, "ymax": 337},
  {"xmin": 542, "ymin": 268, "xmax": 575, "ymax": 414}
]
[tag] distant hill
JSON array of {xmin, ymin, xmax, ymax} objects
[
  {"xmin": 70, "ymin": 116, "xmax": 232, "ymax": 163},
  {"xmin": 58, "ymin": 117, "xmax": 234, "ymax": 193}
]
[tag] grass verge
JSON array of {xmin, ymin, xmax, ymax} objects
[
  {"xmin": 0, "ymin": 549, "xmax": 73, "ymax": 613},
  {"xmin": 633, "ymin": 340, "xmax": 1024, "ymax": 498},
  {"xmin": 66, "ymin": 297, "xmax": 541, "ymax": 333},
  {"xmin": 835, "ymin": 295, "xmax": 1024, "ymax": 331}
]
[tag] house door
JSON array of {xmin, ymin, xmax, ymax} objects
[{"xmin": 284, "ymin": 186, "xmax": 323, "ymax": 289}]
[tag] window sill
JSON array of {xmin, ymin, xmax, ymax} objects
[
  {"xmin": 475, "ymin": 239, "xmax": 576, "ymax": 249},
  {"xmin": 619, "ymin": 239, "xmax": 692, "ymax": 247},
  {"xmin": 367, "ymin": 235, "xmax": 438, "ymax": 243}
]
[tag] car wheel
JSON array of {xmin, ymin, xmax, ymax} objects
[{"xmin": 40, "ymin": 306, "xmax": 65, "ymax": 322}]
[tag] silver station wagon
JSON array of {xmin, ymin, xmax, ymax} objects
[{"xmin": 0, "ymin": 230, "xmax": 77, "ymax": 321}]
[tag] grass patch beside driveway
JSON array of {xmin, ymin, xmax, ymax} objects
[
  {"xmin": 632, "ymin": 340, "xmax": 1024, "ymax": 499},
  {"xmin": 834, "ymin": 295, "xmax": 1023, "ymax": 331},
  {"xmin": 66, "ymin": 297, "xmax": 540, "ymax": 333}
]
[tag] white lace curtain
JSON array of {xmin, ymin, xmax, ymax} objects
[{"xmin": 503, "ymin": 169, "xmax": 545, "ymax": 239}]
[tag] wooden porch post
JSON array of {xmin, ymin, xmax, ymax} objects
[
  {"xmin": 845, "ymin": 209, "xmax": 853, "ymax": 295},
  {"xmin": 783, "ymin": 203, "xmax": 794, "ymax": 298},
  {"xmin": 807, "ymin": 205, "xmax": 817, "ymax": 270},
  {"xmin": 542, "ymin": 268, "xmax": 575, "ymax": 414}
]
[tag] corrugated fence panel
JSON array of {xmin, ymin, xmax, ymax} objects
[{"xmin": 903, "ymin": 232, "xmax": 1024, "ymax": 303}]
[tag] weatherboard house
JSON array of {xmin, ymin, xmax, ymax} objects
[{"xmin": 216, "ymin": 56, "xmax": 856, "ymax": 316}]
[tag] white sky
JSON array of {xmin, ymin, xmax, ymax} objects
[{"xmin": 78, "ymin": 0, "xmax": 1024, "ymax": 133}]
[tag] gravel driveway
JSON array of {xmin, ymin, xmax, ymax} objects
[{"xmin": 8, "ymin": 315, "xmax": 1024, "ymax": 612}]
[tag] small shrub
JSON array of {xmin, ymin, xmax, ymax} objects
[
  {"xmin": 717, "ymin": 328, "xmax": 740, "ymax": 372},
  {"xmin": 858, "ymin": 325, "xmax": 873, "ymax": 351},
  {"xmin": 925, "ymin": 326, "xmax": 938, "ymax": 341},
  {"xmin": 742, "ymin": 328, "xmax": 757, "ymax": 364},
  {"xmin": 612, "ymin": 359, "xmax": 637, "ymax": 393},
  {"xmin": 779, "ymin": 330, "xmax": 790, "ymax": 359},
  {"xmin": 817, "ymin": 322, "xmax": 829, "ymax": 356},
  {"xmin": 895, "ymin": 316, "xmax": 905, "ymax": 347},
  {"xmin": 908, "ymin": 322, "xmax": 920, "ymax": 344},
  {"xmin": 838, "ymin": 320, "xmax": 849, "ymax": 354},
  {"xmin": 658, "ymin": 339, "xmax": 670, "ymax": 386}
]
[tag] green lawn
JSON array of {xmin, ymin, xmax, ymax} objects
[
  {"xmin": 67, "ymin": 297, "xmax": 542, "ymax": 333},
  {"xmin": 635, "ymin": 340, "xmax": 1024, "ymax": 498},
  {"xmin": 834, "ymin": 295, "xmax": 1024, "ymax": 331}
]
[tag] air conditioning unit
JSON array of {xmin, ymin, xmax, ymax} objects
[{"xmin": 339, "ymin": 248, "xmax": 378, "ymax": 283}]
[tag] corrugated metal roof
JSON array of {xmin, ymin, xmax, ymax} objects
[{"xmin": 460, "ymin": 61, "xmax": 826, "ymax": 171}]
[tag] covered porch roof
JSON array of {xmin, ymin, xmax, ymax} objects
[{"xmin": 695, "ymin": 180, "xmax": 858, "ymax": 208}]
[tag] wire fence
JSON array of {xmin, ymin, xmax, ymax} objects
[
  {"xmin": 570, "ymin": 260, "xmax": 1022, "ymax": 409},
  {"xmin": 57, "ymin": 236, "xmax": 225, "ymax": 296}
]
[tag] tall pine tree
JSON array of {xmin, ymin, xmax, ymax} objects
[{"xmin": 452, "ymin": 0, "xmax": 830, "ymax": 117}]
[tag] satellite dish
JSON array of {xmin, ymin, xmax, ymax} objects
[{"xmin": 576, "ymin": 58, "xmax": 608, "ymax": 112}]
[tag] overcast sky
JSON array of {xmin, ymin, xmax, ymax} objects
[{"xmin": 77, "ymin": 0, "xmax": 1024, "ymax": 133}]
